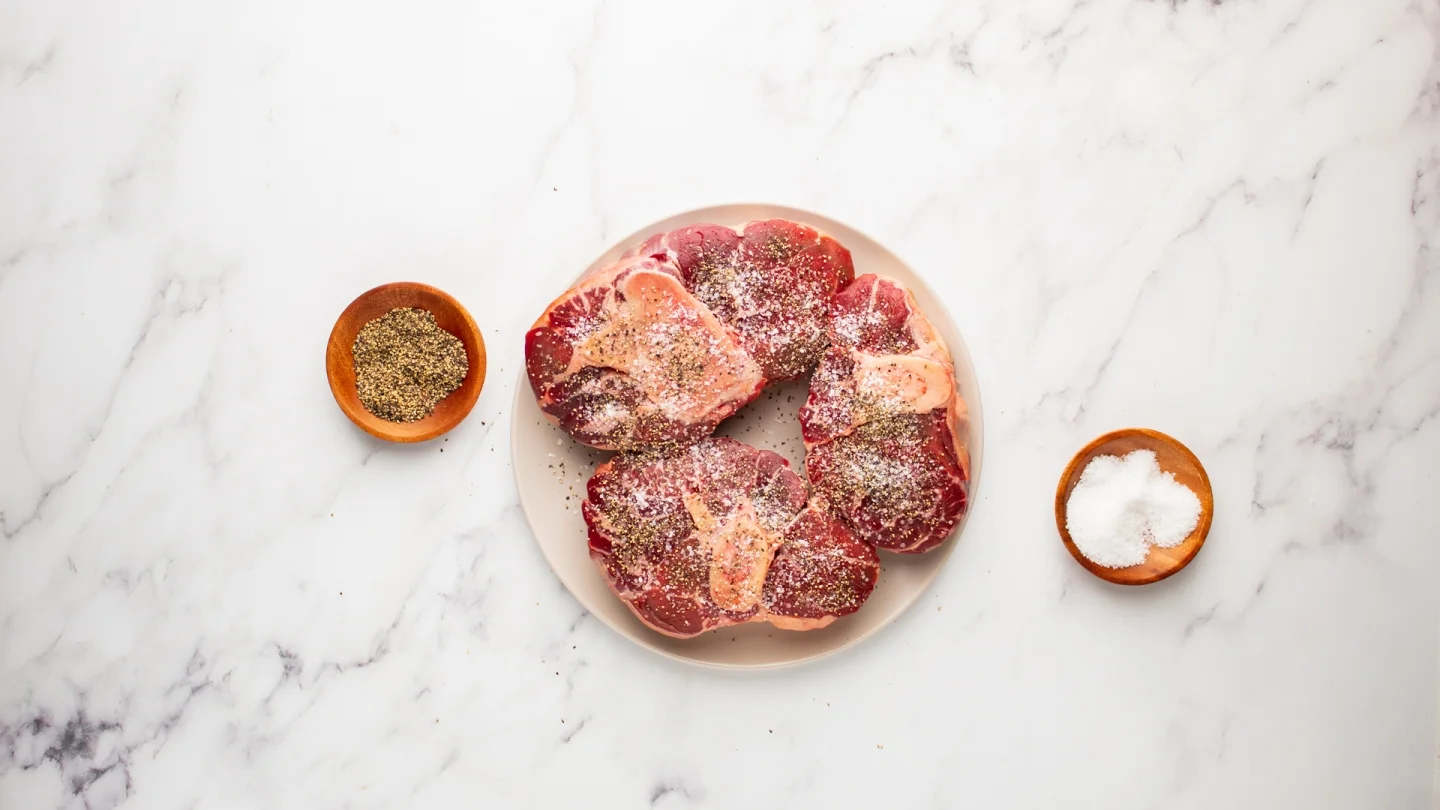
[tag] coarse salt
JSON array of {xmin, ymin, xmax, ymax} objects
[{"xmin": 1065, "ymin": 449, "xmax": 1201, "ymax": 569}]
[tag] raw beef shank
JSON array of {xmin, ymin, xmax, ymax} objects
[
  {"xmin": 583, "ymin": 438, "xmax": 880, "ymax": 638},
  {"xmin": 626, "ymin": 219, "xmax": 855, "ymax": 382},
  {"xmin": 800, "ymin": 274, "xmax": 970, "ymax": 554},
  {"xmin": 525, "ymin": 256, "xmax": 765, "ymax": 452},
  {"xmin": 527, "ymin": 219, "xmax": 854, "ymax": 453}
]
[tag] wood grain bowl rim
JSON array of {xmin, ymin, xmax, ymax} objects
[
  {"xmin": 1054, "ymin": 427, "xmax": 1214, "ymax": 586},
  {"xmin": 325, "ymin": 281, "xmax": 486, "ymax": 443}
]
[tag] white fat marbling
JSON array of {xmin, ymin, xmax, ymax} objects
[{"xmin": 2, "ymin": 0, "xmax": 1438, "ymax": 807}]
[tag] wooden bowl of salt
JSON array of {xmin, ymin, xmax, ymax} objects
[
  {"xmin": 1055, "ymin": 428, "xmax": 1213, "ymax": 585},
  {"xmin": 326, "ymin": 282, "xmax": 486, "ymax": 443}
]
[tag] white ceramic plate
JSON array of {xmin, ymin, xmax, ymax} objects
[{"xmin": 512, "ymin": 203, "xmax": 984, "ymax": 668}]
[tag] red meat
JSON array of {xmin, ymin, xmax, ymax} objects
[
  {"xmin": 801, "ymin": 274, "xmax": 970, "ymax": 553},
  {"xmin": 583, "ymin": 438, "xmax": 879, "ymax": 637},
  {"xmin": 626, "ymin": 219, "xmax": 855, "ymax": 382},
  {"xmin": 526, "ymin": 256, "xmax": 765, "ymax": 452}
]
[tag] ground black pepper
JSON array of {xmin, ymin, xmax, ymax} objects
[{"xmin": 352, "ymin": 307, "xmax": 468, "ymax": 423}]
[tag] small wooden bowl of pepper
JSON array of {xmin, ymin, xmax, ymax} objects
[{"xmin": 326, "ymin": 282, "xmax": 486, "ymax": 442}]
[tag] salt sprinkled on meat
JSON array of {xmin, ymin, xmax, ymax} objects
[
  {"xmin": 583, "ymin": 438, "xmax": 878, "ymax": 638},
  {"xmin": 525, "ymin": 255, "xmax": 767, "ymax": 452},
  {"xmin": 628, "ymin": 220, "xmax": 855, "ymax": 385},
  {"xmin": 831, "ymin": 309, "xmax": 880, "ymax": 346},
  {"xmin": 802, "ymin": 275, "xmax": 969, "ymax": 553}
]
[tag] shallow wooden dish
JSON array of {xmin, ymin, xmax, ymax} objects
[
  {"xmin": 326, "ymin": 282, "xmax": 486, "ymax": 443},
  {"xmin": 1055, "ymin": 428, "xmax": 1213, "ymax": 586}
]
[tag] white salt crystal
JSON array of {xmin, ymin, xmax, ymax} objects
[{"xmin": 1066, "ymin": 449, "xmax": 1202, "ymax": 569}]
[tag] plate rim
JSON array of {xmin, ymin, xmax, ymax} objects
[{"xmin": 511, "ymin": 201, "xmax": 985, "ymax": 670}]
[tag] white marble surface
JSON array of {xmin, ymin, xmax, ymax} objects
[{"xmin": 2, "ymin": 0, "xmax": 1438, "ymax": 807}]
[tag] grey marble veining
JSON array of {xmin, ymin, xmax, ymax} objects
[{"xmin": 1, "ymin": 0, "xmax": 1438, "ymax": 807}]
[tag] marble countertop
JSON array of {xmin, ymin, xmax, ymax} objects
[{"xmin": 3, "ymin": 1, "xmax": 1438, "ymax": 807}]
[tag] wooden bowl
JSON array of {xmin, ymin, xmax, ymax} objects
[
  {"xmin": 1054, "ymin": 428, "xmax": 1213, "ymax": 586},
  {"xmin": 326, "ymin": 282, "xmax": 486, "ymax": 442}
]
